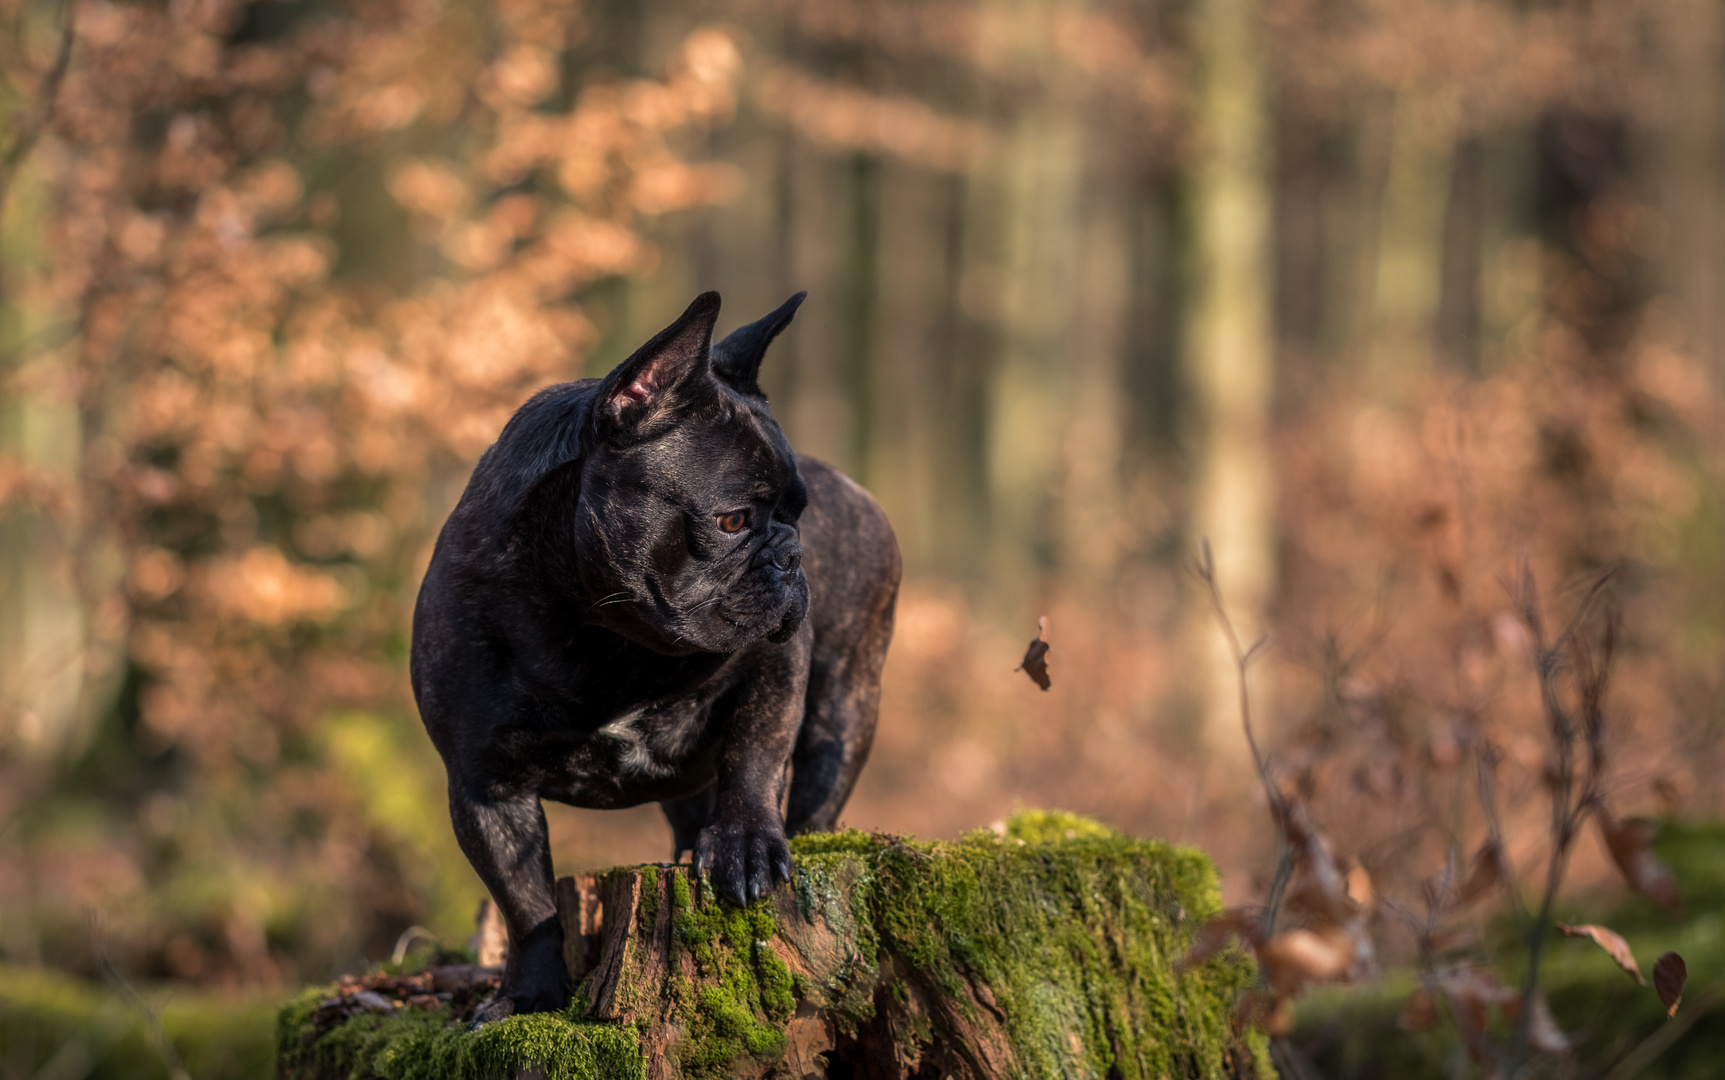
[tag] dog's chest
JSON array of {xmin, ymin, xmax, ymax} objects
[{"xmin": 540, "ymin": 692, "xmax": 722, "ymax": 805}]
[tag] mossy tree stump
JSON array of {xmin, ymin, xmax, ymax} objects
[{"xmin": 278, "ymin": 812, "xmax": 1268, "ymax": 1080}]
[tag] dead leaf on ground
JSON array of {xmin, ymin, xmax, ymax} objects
[
  {"xmin": 1016, "ymin": 615, "xmax": 1050, "ymax": 691},
  {"xmin": 1653, "ymin": 952, "xmax": 1687, "ymax": 1017},
  {"xmin": 1557, "ymin": 922, "xmax": 1644, "ymax": 985},
  {"xmin": 1597, "ymin": 808, "xmax": 1682, "ymax": 913}
]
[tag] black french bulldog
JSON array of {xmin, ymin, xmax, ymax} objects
[{"xmin": 410, "ymin": 291, "xmax": 899, "ymax": 1019}]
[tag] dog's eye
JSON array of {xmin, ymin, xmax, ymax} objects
[{"xmin": 716, "ymin": 510, "xmax": 749, "ymax": 534}]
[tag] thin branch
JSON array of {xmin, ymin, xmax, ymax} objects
[
  {"xmin": 1504, "ymin": 564, "xmax": 1617, "ymax": 1073},
  {"xmin": 1195, "ymin": 539, "xmax": 1277, "ymax": 804}
]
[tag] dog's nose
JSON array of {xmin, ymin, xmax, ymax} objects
[{"xmin": 773, "ymin": 544, "xmax": 802, "ymax": 574}]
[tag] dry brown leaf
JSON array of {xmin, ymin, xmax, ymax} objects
[
  {"xmin": 1557, "ymin": 922, "xmax": 1645, "ymax": 984},
  {"xmin": 1345, "ymin": 863, "xmax": 1376, "ymax": 910},
  {"xmin": 1597, "ymin": 808, "xmax": 1682, "ymax": 912},
  {"xmin": 1653, "ymin": 952, "xmax": 1687, "ymax": 1017},
  {"xmin": 1396, "ymin": 986, "xmax": 1438, "ymax": 1032},
  {"xmin": 1258, "ymin": 927, "xmax": 1353, "ymax": 994},
  {"xmin": 1016, "ymin": 615, "xmax": 1050, "ymax": 691},
  {"xmin": 1282, "ymin": 802, "xmax": 1359, "ymax": 926}
]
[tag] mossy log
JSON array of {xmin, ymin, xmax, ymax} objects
[{"xmin": 277, "ymin": 811, "xmax": 1268, "ymax": 1080}]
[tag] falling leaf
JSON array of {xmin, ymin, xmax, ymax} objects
[
  {"xmin": 1557, "ymin": 922, "xmax": 1644, "ymax": 984},
  {"xmin": 1016, "ymin": 615, "xmax": 1051, "ymax": 691},
  {"xmin": 1653, "ymin": 952, "xmax": 1687, "ymax": 1017},
  {"xmin": 1397, "ymin": 986, "xmax": 1438, "ymax": 1032},
  {"xmin": 1455, "ymin": 840, "xmax": 1505, "ymax": 908},
  {"xmin": 1526, "ymin": 991, "xmax": 1571, "ymax": 1054},
  {"xmin": 1597, "ymin": 808, "xmax": 1682, "ymax": 912}
]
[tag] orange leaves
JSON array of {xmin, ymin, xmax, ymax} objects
[
  {"xmin": 203, "ymin": 546, "xmax": 349, "ymax": 627},
  {"xmin": 1556, "ymin": 923, "xmax": 1643, "ymax": 984},
  {"xmin": 1596, "ymin": 807, "xmax": 1681, "ymax": 913}
]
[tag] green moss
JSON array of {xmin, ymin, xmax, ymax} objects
[
  {"xmin": 1000, "ymin": 808, "xmax": 1123, "ymax": 844},
  {"xmin": 837, "ymin": 812, "xmax": 1259, "ymax": 1079},
  {"xmin": 636, "ymin": 865, "xmax": 659, "ymax": 935},
  {"xmin": 276, "ymin": 989, "xmax": 644, "ymax": 1080},
  {"xmin": 670, "ymin": 868, "xmax": 799, "ymax": 1078}
]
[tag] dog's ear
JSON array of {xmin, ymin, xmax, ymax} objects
[
  {"xmin": 594, "ymin": 292, "xmax": 721, "ymax": 441},
  {"xmin": 710, "ymin": 291, "xmax": 805, "ymax": 397}
]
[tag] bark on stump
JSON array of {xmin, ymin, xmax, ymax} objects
[{"xmin": 276, "ymin": 811, "xmax": 1267, "ymax": 1080}]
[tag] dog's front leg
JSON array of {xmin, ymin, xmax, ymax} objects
[
  {"xmin": 695, "ymin": 630, "xmax": 812, "ymax": 905},
  {"xmin": 448, "ymin": 783, "xmax": 569, "ymax": 1019}
]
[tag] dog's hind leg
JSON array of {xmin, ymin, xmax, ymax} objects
[{"xmin": 784, "ymin": 619, "xmax": 893, "ymax": 834}]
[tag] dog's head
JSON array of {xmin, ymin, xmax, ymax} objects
[{"xmin": 574, "ymin": 291, "xmax": 811, "ymax": 655}]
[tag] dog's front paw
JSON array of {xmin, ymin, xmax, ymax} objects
[{"xmin": 695, "ymin": 815, "xmax": 793, "ymax": 905}]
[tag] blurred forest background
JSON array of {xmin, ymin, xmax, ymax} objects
[{"xmin": 1, "ymin": 0, "xmax": 1723, "ymax": 1034}]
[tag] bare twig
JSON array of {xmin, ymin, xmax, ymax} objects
[
  {"xmin": 1503, "ymin": 565, "xmax": 1617, "ymax": 1072},
  {"xmin": 1195, "ymin": 540, "xmax": 1300, "ymax": 936},
  {"xmin": 1196, "ymin": 539, "xmax": 1276, "ymax": 803}
]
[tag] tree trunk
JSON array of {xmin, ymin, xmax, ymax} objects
[{"xmin": 1185, "ymin": 0, "xmax": 1275, "ymax": 757}]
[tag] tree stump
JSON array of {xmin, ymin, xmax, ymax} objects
[{"xmin": 277, "ymin": 811, "xmax": 1268, "ymax": 1080}]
